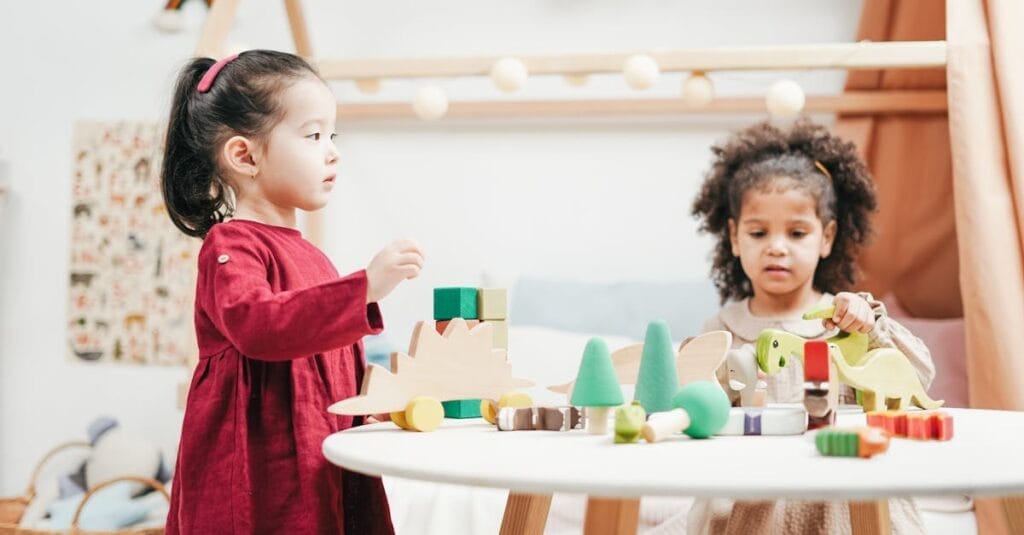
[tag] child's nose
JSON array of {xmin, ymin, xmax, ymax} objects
[{"xmin": 767, "ymin": 236, "xmax": 787, "ymax": 254}]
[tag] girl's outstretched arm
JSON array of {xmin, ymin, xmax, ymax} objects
[{"xmin": 198, "ymin": 228, "xmax": 383, "ymax": 361}]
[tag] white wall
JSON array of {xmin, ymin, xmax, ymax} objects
[{"xmin": 0, "ymin": 0, "xmax": 859, "ymax": 493}]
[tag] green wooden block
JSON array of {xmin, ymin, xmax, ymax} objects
[
  {"xmin": 815, "ymin": 428, "xmax": 859, "ymax": 457},
  {"xmin": 443, "ymin": 399, "xmax": 482, "ymax": 418},
  {"xmin": 434, "ymin": 287, "xmax": 479, "ymax": 320},
  {"xmin": 478, "ymin": 288, "xmax": 508, "ymax": 320}
]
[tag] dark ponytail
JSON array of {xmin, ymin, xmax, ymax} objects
[{"xmin": 160, "ymin": 50, "xmax": 320, "ymax": 238}]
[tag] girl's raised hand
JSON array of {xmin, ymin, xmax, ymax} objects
[
  {"xmin": 825, "ymin": 292, "xmax": 875, "ymax": 333},
  {"xmin": 366, "ymin": 239, "xmax": 424, "ymax": 304}
]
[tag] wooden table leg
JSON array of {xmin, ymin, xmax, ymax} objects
[
  {"xmin": 583, "ymin": 497, "xmax": 640, "ymax": 535},
  {"xmin": 500, "ymin": 492, "xmax": 552, "ymax": 535},
  {"xmin": 849, "ymin": 500, "xmax": 892, "ymax": 535},
  {"xmin": 1003, "ymin": 495, "xmax": 1024, "ymax": 533}
]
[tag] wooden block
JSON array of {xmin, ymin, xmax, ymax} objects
[
  {"xmin": 442, "ymin": 399, "xmax": 482, "ymax": 418},
  {"xmin": 434, "ymin": 287, "xmax": 479, "ymax": 320},
  {"xmin": 931, "ymin": 412, "xmax": 954, "ymax": 440},
  {"xmin": 328, "ymin": 319, "xmax": 533, "ymax": 415},
  {"xmin": 498, "ymin": 407, "xmax": 537, "ymax": 431},
  {"xmin": 436, "ymin": 319, "xmax": 480, "ymax": 335},
  {"xmin": 804, "ymin": 341, "xmax": 830, "ymax": 382},
  {"xmin": 804, "ymin": 345, "xmax": 837, "ymax": 431},
  {"xmin": 882, "ymin": 410, "xmax": 908, "ymax": 437},
  {"xmin": 815, "ymin": 427, "xmax": 890, "ymax": 458},
  {"xmin": 486, "ymin": 319, "xmax": 509, "ymax": 349},
  {"xmin": 537, "ymin": 407, "xmax": 581, "ymax": 431},
  {"xmin": 866, "ymin": 411, "xmax": 887, "ymax": 429},
  {"xmin": 906, "ymin": 413, "xmax": 931, "ymax": 440},
  {"xmin": 478, "ymin": 288, "xmax": 508, "ymax": 320}
]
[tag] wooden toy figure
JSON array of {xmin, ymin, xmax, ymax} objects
[
  {"xmin": 633, "ymin": 320, "xmax": 680, "ymax": 413},
  {"xmin": 328, "ymin": 319, "xmax": 533, "ymax": 431},
  {"xmin": 641, "ymin": 381, "xmax": 731, "ymax": 442},
  {"xmin": 614, "ymin": 401, "xmax": 647, "ymax": 444},
  {"xmin": 570, "ymin": 338, "xmax": 625, "ymax": 435},
  {"xmin": 803, "ymin": 340, "xmax": 838, "ymax": 430}
]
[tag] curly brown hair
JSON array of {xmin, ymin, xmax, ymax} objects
[{"xmin": 691, "ymin": 119, "xmax": 877, "ymax": 303}]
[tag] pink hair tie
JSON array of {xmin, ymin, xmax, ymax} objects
[{"xmin": 197, "ymin": 53, "xmax": 239, "ymax": 93}]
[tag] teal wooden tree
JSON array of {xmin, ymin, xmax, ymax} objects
[
  {"xmin": 633, "ymin": 320, "xmax": 680, "ymax": 413},
  {"xmin": 570, "ymin": 337, "xmax": 624, "ymax": 434}
]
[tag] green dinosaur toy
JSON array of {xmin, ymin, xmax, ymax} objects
[{"xmin": 756, "ymin": 304, "xmax": 870, "ymax": 375}]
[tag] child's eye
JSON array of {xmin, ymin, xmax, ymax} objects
[
  {"xmin": 330, "ymin": 133, "xmax": 339, "ymax": 141},
  {"xmin": 790, "ymin": 230, "xmax": 807, "ymax": 238},
  {"xmin": 749, "ymin": 231, "xmax": 766, "ymax": 238},
  {"xmin": 306, "ymin": 133, "xmax": 321, "ymax": 141}
]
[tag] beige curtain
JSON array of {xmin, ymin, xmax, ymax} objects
[
  {"xmin": 947, "ymin": 0, "xmax": 1024, "ymax": 533},
  {"xmin": 835, "ymin": 0, "xmax": 961, "ymax": 319}
]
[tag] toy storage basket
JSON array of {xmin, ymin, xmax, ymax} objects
[
  {"xmin": 0, "ymin": 441, "xmax": 167, "ymax": 535},
  {"xmin": 0, "ymin": 442, "xmax": 91, "ymax": 527}
]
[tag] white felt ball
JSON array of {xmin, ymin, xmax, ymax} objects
[
  {"xmin": 490, "ymin": 57, "xmax": 529, "ymax": 92},
  {"xmin": 766, "ymin": 79, "xmax": 806, "ymax": 117},
  {"xmin": 152, "ymin": 9, "xmax": 186, "ymax": 33},
  {"xmin": 85, "ymin": 428, "xmax": 161, "ymax": 495},
  {"xmin": 682, "ymin": 73, "xmax": 714, "ymax": 107},
  {"xmin": 412, "ymin": 86, "xmax": 449, "ymax": 121},
  {"xmin": 623, "ymin": 54, "xmax": 660, "ymax": 90}
]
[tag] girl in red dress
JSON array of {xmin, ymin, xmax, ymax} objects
[{"xmin": 160, "ymin": 50, "xmax": 423, "ymax": 534}]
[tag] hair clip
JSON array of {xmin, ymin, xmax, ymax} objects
[{"xmin": 814, "ymin": 160, "xmax": 833, "ymax": 181}]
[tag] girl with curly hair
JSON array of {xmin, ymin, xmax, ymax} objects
[{"xmin": 684, "ymin": 119, "xmax": 936, "ymax": 534}]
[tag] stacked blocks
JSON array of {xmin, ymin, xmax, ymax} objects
[
  {"xmin": 803, "ymin": 340, "xmax": 836, "ymax": 430},
  {"xmin": 433, "ymin": 287, "xmax": 509, "ymax": 419},
  {"xmin": 866, "ymin": 410, "xmax": 953, "ymax": 441},
  {"xmin": 477, "ymin": 288, "xmax": 508, "ymax": 350}
]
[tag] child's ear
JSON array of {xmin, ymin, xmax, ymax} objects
[
  {"xmin": 728, "ymin": 218, "xmax": 740, "ymax": 257},
  {"xmin": 221, "ymin": 135, "xmax": 259, "ymax": 178},
  {"xmin": 820, "ymin": 219, "xmax": 838, "ymax": 258}
]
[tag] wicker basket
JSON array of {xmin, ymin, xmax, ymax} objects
[
  {"xmin": 0, "ymin": 442, "xmax": 91, "ymax": 526},
  {"xmin": 0, "ymin": 448, "xmax": 168, "ymax": 535}
]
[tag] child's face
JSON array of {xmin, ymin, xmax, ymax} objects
[
  {"xmin": 255, "ymin": 76, "xmax": 340, "ymax": 212},
  {"xmin": 728, "ymin": 185, "xmax": 837, "ymax": 300}
]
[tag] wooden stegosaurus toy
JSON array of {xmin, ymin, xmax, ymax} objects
[{"xmin": 328, "ymin": 318, "xmax": 533, "ymax": 431}]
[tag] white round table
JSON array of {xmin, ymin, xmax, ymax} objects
[{"xmin": 323, "ymin": 408, "xmax": 1024, "ymax": 534}]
